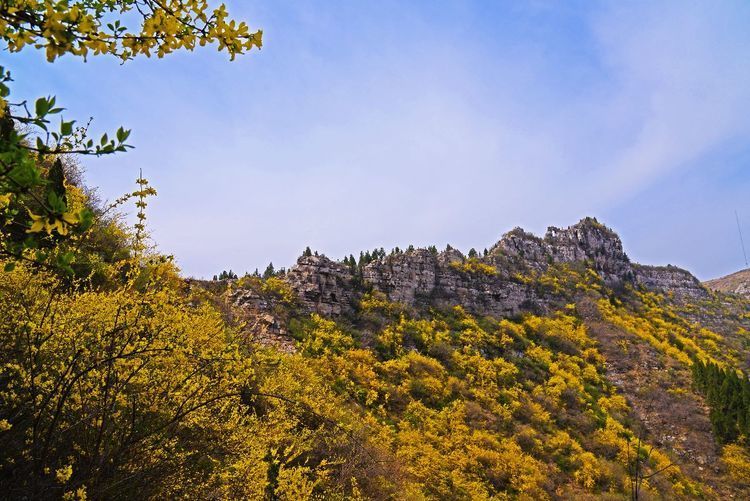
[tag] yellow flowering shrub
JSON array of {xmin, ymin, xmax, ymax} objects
[
  {"xmin": 0, "ymin": 260, "xmax": 255, "ymax": 497},
  {"xmin": 0, "ymin": 1, "xmax": 262, "ymax": 63},
  {"xmin": 449, "ymin": 258, "xmax": 498, "ymax": 276},
  {"xmin": 297, "ymin": 314, "xmax": 355, "ymax": 356},
  {"xmin": 262, "ymin": 276, "xmax": 297, "ymax": 304},
  {"xmin": 722, "ymin": 444, "xmax": 750, "ymax": 485}
]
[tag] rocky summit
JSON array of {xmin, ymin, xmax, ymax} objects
[{"xmin": 236, "ymin": 217, "xmax": 706, "ymax": 320}]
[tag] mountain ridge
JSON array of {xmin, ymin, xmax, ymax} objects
[{"xmin": 248, "ymin": 217, "xmax": 707, "ymax": 321}]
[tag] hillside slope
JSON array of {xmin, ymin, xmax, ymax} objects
[
  {"xmin": 704, "ymin": 268, "xmax": 750, "ymax": 297},
  {"xmin": 194, "ymin": 217, "xmax": 750, "ymax": 499}
]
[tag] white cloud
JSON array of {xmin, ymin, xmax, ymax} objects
[{"xmin": 12, "ymin": 1, "xmax": 750, "ymax": 278}]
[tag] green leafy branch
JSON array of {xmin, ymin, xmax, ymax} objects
[{"xmin": 0, "ymin": 66, "xmax": 133, "ymax": 273}]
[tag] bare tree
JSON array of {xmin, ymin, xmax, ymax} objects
[{"xmin": 625, "ymin": 431, "xmax": 675, "ymax": 500}]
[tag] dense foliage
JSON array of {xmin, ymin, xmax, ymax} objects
[
  {"xmin": 0, "ymin": 0, "xmax": 262, "ymax": 62},
  {"xmin": 0, "ymin": 259, "xmax": 255, "ymax": 498},
  {"xmin": 2, "ymin": 233, "xmax": 728, "ymax": 499},
  {"xmin": 0, "ymin": 0, "xmax": 260, "ymax": 273},
  {"xmin": 2, "ymin": 1, "xmax": 750, "ymax": 499},
  {"xmin": 283, "ymin": 297, "xmax": 704, "ymax": 499},
  {"xmin": 692, "ymin": 360, "xmax": 750, "ymax": 445}
]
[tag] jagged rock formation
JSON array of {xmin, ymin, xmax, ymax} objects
[
  {"xmin": 284, "ymin": 256, "xmax": 358, "ymax": 316},
  {"xmin": 226, "ymin": 287, "xmax": 295, "ymax": 352},
  {"xmin": 361, "ymin": 247, "xmax": 537, "ymax": 317},
  {"xmin": 491, "ymin": 219, "xmax": 634, "ymax": 283},
  {"xmin": 257, "ymin": 217, "xmax": 707, "ymax": 319}
]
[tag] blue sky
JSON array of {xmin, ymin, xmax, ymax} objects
[{"xmin": 6, "ymin": 1, "xmax": 750, "ymax": 280}]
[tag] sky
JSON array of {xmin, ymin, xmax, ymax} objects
[{"xmin": 5, "ymin": 0, "xmax": 750, "ymax": 280}]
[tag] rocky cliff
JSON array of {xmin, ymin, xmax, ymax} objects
[
  {"xmin": 238, "ymin": 217, "xmax": 707, "ymax": 319},
  {"xmin": 634, "ymin": 264, "xmax": 707, "ymax": 299},
  {"xmin": 489, "ymin": 218, "xmax": 633, "ymax": 282}
]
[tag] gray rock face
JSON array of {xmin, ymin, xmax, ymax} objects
[
  {"xmin": 227, "ymin": 287, "xmax": 296, "ymax": 352},
  {"xmin": 734, "ymin": 282, "xmax": 750, "ymax": 296},
  {"xmin": 284, "ymin": 255, "xmax": 358, "ymax": 316},
  {"xmin": 362, "ymin": 248, "xmax": 438, "ymax": 304},
  {"xmin": 490, "ymin": 217, "xmax": 634, "ymax": 283},
  {"xmin": 633, "ymin": 264, "xmax": 707, "ymax": 299},
  {"xmin": 240, "ymin": 218, "xmax": 708, "ymax": 320},
  {"xmin": 362, "ymin": 248, "xmax": 537, "ymax": 317}
]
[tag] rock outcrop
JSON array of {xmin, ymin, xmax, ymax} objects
[
  {"xmin": 284, "ymin": 256, "xmax": 358, "ymax": 316},
  {"xmin": 362, "ymin": 248, "xmax": 537, "ymax": 317},
  {"xmin": 234, "ymin": 218, "xmax": 708, "ymax": 321},
  {"xmin": 489, "ymin": 218, "xmax": 634, "ymax": 283},
  {"xmin": 634, "ymin": 264, "xmax": 707, "ymax": 299}
]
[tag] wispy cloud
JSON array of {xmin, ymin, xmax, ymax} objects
[
  {"xmin": 8, "ymin": 1, "xmax": 750, "ymax": 279},
  {"xmin": 588, "ymin": 0, "xmax": 750, "ymax": 205}
]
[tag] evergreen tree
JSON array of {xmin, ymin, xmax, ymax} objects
[
  {"xmin": 345, "ymin": 254, "xmax": 357, "ymax": 276},
  {"xmin": 692, "ymin": 359, "xmax": 750, "ymax": 445},
  {"xmin": 468, "ymin": 248, "xmax": 478, "ymax": 258},
  {"xmin": 304, "ymin": 246, "xmax": 313, "ymax": 257},
  {"xmin": 263, "ymin": 262, "xmax": 275, "ymax": 279}
]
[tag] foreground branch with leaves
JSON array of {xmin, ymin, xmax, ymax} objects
[{"xmin": 0, "ymin": 0, "xmax": 261, "ymax": 274}]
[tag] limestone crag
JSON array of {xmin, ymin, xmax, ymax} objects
[
  {"xmin": 236, "ymin": 218, "xmax": 708, "ymax": 321},
  {"xmin": 361, "ymin": 248, "xmax": 438, "ymax": 304},
  {"xmin": 230, "ymin": 286, "xmax": 278, "ymax": 313},
  {"xmin": 362, "ymin": 248, "xmax": 538, "ymax": 317},
  {"xmin": 633, "ymin": 264, "xmax": 707, "ymax": 299},
  {"xmin": 228, "ymin": 287, "xmax": 296, "ymax": 352},
  {"xmin": 490, "ymin": 217, "xmax": 633, "ymax": 283},
  {"xmin": 284, "ymin": 255, "xmax": 358, "ymax": 316}
]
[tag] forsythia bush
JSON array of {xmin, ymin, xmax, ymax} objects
[
  {"xmin": 287, "ymin": 294, "xmax": 705, "ymax": 499},
  {"xmin": 722, "ymin": 444, "xmax": 750, "ymax": 485},
  {"xmin": 0, "ymin": 259, "xmax": 405, "ymax": 499},
  {"xmin": 0, "ymin": 260, "xmax": 255, "ymax": 498},
  {"xmin": 449, "ymin": 258, "xmax": 497, "ymax": 276}
]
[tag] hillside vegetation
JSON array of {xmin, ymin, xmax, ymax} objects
[
  {"xmin": 704, "ymin": 269, "xmax": 750, "ymax": 297},
  {"xmin": 5, "ymin": 187, "xmax": 750, "ymax": 498},
  {"xmin": 2, "ymin": 2, "xmax": 750, "ymax": 499}
]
